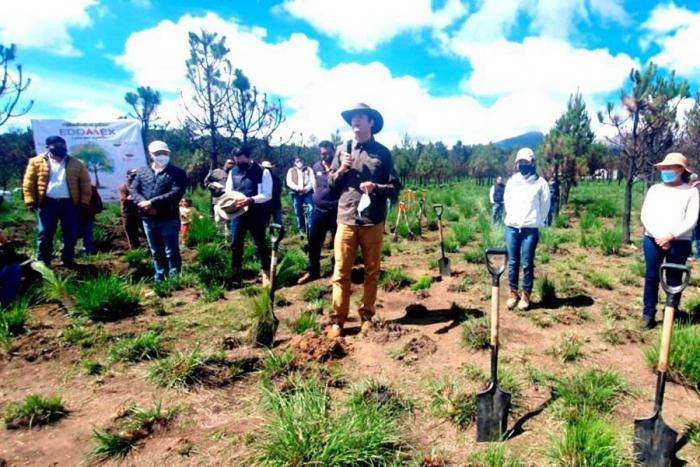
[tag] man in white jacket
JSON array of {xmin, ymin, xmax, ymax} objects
[{"xmin": 503, "ymin": 148, "xmax": 551, "ymax": 311}]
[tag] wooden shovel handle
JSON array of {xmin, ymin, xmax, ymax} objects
[
  {"xmin": 491, "ymin": 286, "xmax": 499, "ymax": 347},
  {"xmin": 657, "ymin": 305, "xmax": 675, "ymax": 373}
]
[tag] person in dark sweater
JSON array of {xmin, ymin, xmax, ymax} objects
[
  {"xmin": 298, "ymin": 141, "xmax": 339, "ymax": 284},
  {"xmin": 490, "ymin": 176, "xmax": 505, "ymax": 225},
  {"xmin": 225, "ymin": 147, "xmax": 273, "ymax": 286},
  {"xmin": 130, "ymin": 141, "xmax": 188, "ymax": 282}
]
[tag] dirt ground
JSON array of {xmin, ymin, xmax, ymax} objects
[{"xmin": 1, "ymin": 216, "xmax": 700, "ymax": 466}]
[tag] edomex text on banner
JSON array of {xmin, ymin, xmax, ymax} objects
[{"xmin": 30, "ymin": 120, "xmax": 146, "ymax": 200}]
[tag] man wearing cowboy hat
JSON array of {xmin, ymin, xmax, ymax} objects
[
  {"xmin": 326, "ymin": 103, "xmax": 401, "ymax": 338},
  {"xmin": 130, "ymin": 141, "xmax": 188, "ymax": 282},
  {"xmin": 639, "ymin": 152, "xmax": 699, "ymax": 328},
  {"xmin": 225, "ymin": 147, "xmax": 273, "ymax": 286},
  {"xmin": 261, "ymin": 160, "xmax": 283, "ymax": 226}
]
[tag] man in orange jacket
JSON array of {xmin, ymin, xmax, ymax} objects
[{"xmin": 22, "ymin": 136, "xmax": 92, "ymax": 266}]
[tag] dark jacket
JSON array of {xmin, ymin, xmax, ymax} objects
[
  {"xmin": 130, "ymin": 164, "xmax": 188, "ymax": 220},
  {"xmin": 118, "ymin": 181, "xmax": 139, "ymax": 217},
  {"xmin": 312, "ymin": 161, "xmax": 338, "ymax": 214},
  {"xmin": 229, "ymin": 162, "xmax": 270, "ymax": 218},
  {"xmin": 271, "ymin": 172, "xmax": 282, "ymax": 211},
  {"xmin": 80, "ymin": 185, "xmax": 104, "ymax": 222},
  {"xmin": 493, "ymin": 183, "xmax": 505, "ymax": 204},
  {"xmin": 328, "ymin": 138, "xmax": 401, "ymax": 226}
]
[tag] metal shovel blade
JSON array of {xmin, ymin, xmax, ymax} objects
[
  {"xmin": 634, "ymin": 411, "xmax": 678, "ymax": 467},
  {"xmin": 438, "ymin": 256, "xmax": 451, "ymax": 277},
  {"xmin": 476, "ymin": 381, "xmax": 511, "ymax": 442}
]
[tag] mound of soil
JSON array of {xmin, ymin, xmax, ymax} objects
[
  {"xmin": 364, "ymin": 321, "xmax": 412, "ymax": 344},
  {"xmin": 288, "ymin": 330, "xmax": 350, "ymax": 362},
  {"xmin": 395, "ymin": 334, "xmax": 437, "ymax": 364}
]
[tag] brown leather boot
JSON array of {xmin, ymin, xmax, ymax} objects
[
  {"xmin": 518, "ymin": 291, "xmax": 531, "ymax": 311},
  {"xmin": 297, "ymin": 272, "xmax": 314, "ymax": 285},
  {"xmin": 506, "ymin": 289, "xmax": 519, "ymax": 309}
]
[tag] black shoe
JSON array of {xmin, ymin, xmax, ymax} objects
[{"xmin": 642, "ymin": 318, "xmax": 657, "ymax": 329}]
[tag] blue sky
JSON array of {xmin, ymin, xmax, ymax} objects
[{"xmin": 1, "ymin": 0, "xmax": 699, "ymax": 147}]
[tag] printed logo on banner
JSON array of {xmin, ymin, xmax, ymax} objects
[{"xmin": 30, "ymin": 120, "xmax": 146, "ymax": 201}]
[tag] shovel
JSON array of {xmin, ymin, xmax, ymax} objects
[
  {"xmin": 634, "ymin": 262, "xmax": 690, "ymax": 466},
  {"xmin": 252, "ymin": 223, "xmax": 284, "ymax": 348},
  {"xmin": 417, "ymin": 198, "xmax": 426, "ymax": 226},
  {"xmin": 477, "ymin": 248, "xmax": 510, "ymax": 442},
  {"xmin": 434, "ymin": 204, "xmax": 450, "ymax": 277},
  {"xmin": 391, "ymin": 207, "xmax": 402, "ymax": 242},
  {"xmin": 400, "ymin": 201, "xmax": 415, "ymax": 240}
]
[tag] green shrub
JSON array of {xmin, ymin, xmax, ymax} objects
[
  {"xmin": 108, "ymin": 331, "xmax": 163, "ymax": 362},
  {"xmin": 60, "ymin": 324, "xmax": 107, "ymax": 348},
  {"xmin": 469, "ymin": 442, "xmax": 524, "ymax": 467},
  {"xmin": 579, "ymin": 211, "xmax": 601, "ymax": 231},
  {"xmin": 644, "ymin": 321, "xmax": 700, "ymax": 388},
  {"xmin": 260, "ymin": 350, "xmax": 296, "ymax": 380},
  {"xmin": 427, "ymin": 377, "xmax": 476, "ymax": 429},
  {"xmin": 254, "ymin": 378, "xmax": 407, "ymax": 465},
  {"xmin": 4, "ymin": 394, "xmax": 66, "ymax": 429},
  {"xmin": 587, "ymin": 199, "xmax": 620, "ymax": 218},
  {"xmin": 301, "ymin": 284, "xmax": 331, "ymax": 302},
  {"xmin": 289, "ymin": 311, "xmax": 321, "ymax": 335},
  {"xmin": 0, "ymin": 296, "xmax": 29, "ymax": 350},
  {"xmin": 410, "ymin": 276, "xmax": 433, "ymax": 292},
  {"xmin": 552, "ymin": 368, "xmax": 631, "ymax": 417},
  {"xmin": 587, "ymin": 272, "xmax": 615, "ymax": 290},
  {"xmin": 547, "ymin": 413, "xmax": 631, "ymax": 467},
  {"xmin": 193, "ymin": 243, "xmax": 231, "ymax": 287},
  {"xmin": 185, "ymin": 216, "xmax": 218, "ymax": 247},
  {"xmin": 554, "ymin": 215, "xmax": 570, "ymax": 229},
  {"xmin": 452, "ymin": 222, "xmax": 476, "ymax": 246},
  {"xmin": 460, "ymin": 317, "xmax": 490, "ymax": 351},
  {"xmin": 147, "ymin": 348, "xmax": 224, "ymax": 390},
  {"xmin": 463, "ymin": 249, "xmax": 483, "ymax": 264},
  {"xmin": 71, "ymin": 274, "xmax": 141, "ymax": 321},
  {"xmin": 685, "ymin": 295, "xmax": 700, "ymax": 314},
  {"xmin": 124, "ymin": 248, "xmax": 149, "ymax": 266},
  {"xmin": 380, "ymin": 269, "xmax": 415, "ymax": 291},
  {"xmin": 443, "ymin": 238, "xmax": 460, "ymax": 253},
  {"xmin": 599, "ymin": 228, "xmax": 623, "ymax": 255},
  {"xmin": 535, "ymin": 277, "xmax": 557, "ymax": 304},
  {"xmin": 629, "ymin": 255, "xmax": 646, "ymax": 277},
  {"xmin": 276, "ymin": 247, "xmax": 308, "ymax": 288},
  {"xmin": 547, "ymin": 333, "xmax": 583, "ymax": 363}
]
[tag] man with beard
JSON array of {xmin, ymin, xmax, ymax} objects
[{"xmin": 298, "ymin": 141, "xmax": 339, "ymax": 285}]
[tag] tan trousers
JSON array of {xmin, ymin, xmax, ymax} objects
[{"xmin": 330, "ymin": 222, "xmax": 384, "ymax": 325}]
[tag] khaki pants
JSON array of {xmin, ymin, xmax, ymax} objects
[{"xmin": 330, "ymin": 222, "xmax": 384, "ymax": 325}]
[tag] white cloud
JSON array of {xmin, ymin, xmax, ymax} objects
[
  {"xmin": 459, "ymin": 37, "xmax": 639, "ymax": 98},
  {"xmin": 641, "ymin": 2, "xmax": 700, "ymax": 78},
  {"xmin": 112, "ymin": 11, "xmax": 644, "ymax": 147},
  {"xmin": 277, "ymin": 0, "xmax": 468, "ymax": 52},
  {"xmin": 131, "ymin": 0, "xmax": 151, "ymax": 8},
  {"xmin": 0, "ymin": 0, "xmax": 97, "ymax": 57}
]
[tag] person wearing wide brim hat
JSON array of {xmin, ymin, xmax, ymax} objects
[
  {"xmin": 325, "ymin": 103, "xmax": 401, "ymax": 339},
  {"xmin": 639, "ymin": 152, "xmax": 699, "ymax": 329}
]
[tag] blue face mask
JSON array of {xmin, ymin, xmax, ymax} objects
[
  {"xmin": 518, "ymin": 165, "xmax": 535, "ymax": 176},
  {"xmin": 660, "ymin": 170, "xmax": 677, "ymax": 183}
]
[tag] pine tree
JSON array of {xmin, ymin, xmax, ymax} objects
[
  {"xmin": 1, "ymin": 44, "xmax": 33, "ymax": 127},
  {"xmin": 125, "ymin": 86, "xmax": 162, "ymax": 161}
]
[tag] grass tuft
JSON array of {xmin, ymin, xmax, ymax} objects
[
  {"xmin": 547, "ymin": 333, "xmax": 584, "ymax": 363},
  {"xmin": 410, "ymin": 275, "xmax": 433, "ymax": 292},
  {"xmin": 427, "ymin": 377, "xmax": 476, "ymax": 429},
  {"xmin": 4, "ymin": 394, "xmax": 66, "ymax": 429},
  {"xmin": 108, "ymin": 330, "xmax": 163, "ymax": 362},
  {"xmin": 71, "ymin": 274, "xmax": 141, "ymax": 321},
  {"xmin": 644, "ymin": 321, "xmax": 700, "ymax": 388},
  {"xmin": 460, "ymin": 317, "xmax": 490, "ymax": 351}
]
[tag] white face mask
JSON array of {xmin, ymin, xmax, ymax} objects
[
  {"xmin": 295, "ymin": 161, "xmax": 303, "ymax": 169},
  {"xmin": 357, "ymin": 192, "xmax": 371, "ymax": 215},
  {"xmin": 154, "ymin": 155, "xmax": 170, "ymax": 166}
]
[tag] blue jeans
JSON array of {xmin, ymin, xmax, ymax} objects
[
  {"xmin": 37, "ymin": 198, "xmax": 81, "ymax": 264},
  {"xmin": 292, "ymin": 192, "xmax": 314, "ymax": 233},
  {"xmin": 142, "ymin": 218, "xmax": 182, "ymax": 281},
  {"xmin": 505, "ymin": 226, "xmax": 539, "ymax": 292},
  {"xmin": 491, "ymin": 203, "xmax": 504, "ymax": 225},
  {"xmin": 79, "ymin": 220, "xmax": 95, "ymax": 255},
  {"xmin": 231, "ymin": 214, "xmax": 270, "ymax": 272},
  {"xmin": 693, "ymin": 224, "xmax": 700, "ymax": 259},
  {"xmin": 0, "ymin": 263, "xmax": 22, "ymax": 308},
  {"xmin": 546, "ymin": 200, "xmax": 559, "ymax": 227},
  {"xmin": 270, "ymin": 205, "xmax": 283, "ymax": 226},
  {"xmin": 643, "ymin": 236, "xmax": 691, "ymax": 320},
  {"xmin": 307, "ymin": 209, "xmax": 337, "ymax": 277}
]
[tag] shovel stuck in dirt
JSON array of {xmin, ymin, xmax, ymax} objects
[
  {"xmin": 476, "ymin": 248, "xmax": 510, "ymax": 442},
  {"xmin": 634, "ymin": 263, "xmax": 690, "ymax": 467},
  {"xmin": 433, "ymin": 204, "xmax": 450, "ymax": 277},
  {"xmin": 251, "ymin": 223, "xmax": 284, "ymax": 348}
]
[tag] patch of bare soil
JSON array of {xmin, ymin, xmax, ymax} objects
[
  {"xmin": 364, "ymin": 321, "xmax": 412, "ymax": 343},
  {"xmin": 288, "ymin": 330, "xmax": 351, "ymax": 362},
  {"xmin": 394, "ymin": 334, "xmax": 438, "ymax": 364}
]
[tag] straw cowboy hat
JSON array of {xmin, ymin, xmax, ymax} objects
[
  {"xmin": 341, "ymin": 103, "xmax": 384, "ymax": 134},
  {"xmin": 261, "ymin": 161, "xmax": 274, "ymax": 169},
  {"xmin": 213, "ymin": 191, "xmax": 249, "ymax": 222},
  {"xmin": 654, "ymin": 152, "xmax": 691, "ymax": 173}
]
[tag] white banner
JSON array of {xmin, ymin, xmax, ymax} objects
[{"xmin": 30, "ymin": 119, "xmax": 146, "ymax": 200}]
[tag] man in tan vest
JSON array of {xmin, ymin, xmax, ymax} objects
[{"xmin": 286, "ymin": 157, "xmax": 314, "ymax": 234}]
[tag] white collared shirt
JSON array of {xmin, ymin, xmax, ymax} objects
[{"xmin": 45, "ymin": 155, "xmax": 71, "ymax": 199}]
